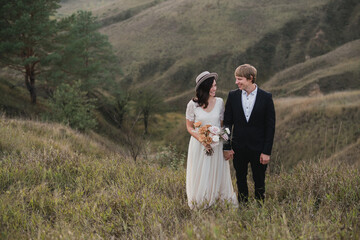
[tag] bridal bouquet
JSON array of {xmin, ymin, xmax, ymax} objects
[{"xmin": 193, "ymin": 121, "xmax": 230, "ymax": 156}]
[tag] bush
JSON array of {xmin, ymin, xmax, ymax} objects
[
  {"xmin": 155, "ymin": 144, "xmax": 185, "ymax": 170},
  {"xmin": 48, "ymin": 81, "xmax": 97, "ymax": 131}
]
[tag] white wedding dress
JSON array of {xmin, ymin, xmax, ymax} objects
[{"xmin": 185, "ymin": 97, "xmax": 238, "ymax": 209}]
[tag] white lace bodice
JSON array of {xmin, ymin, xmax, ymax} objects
[{"xmin": 185, "ymin": 97, "xmax": 224, "ymax": 128}]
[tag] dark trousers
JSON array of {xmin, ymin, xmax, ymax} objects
[{"xmin": 233, "ymin": 146, "xmax": 267, "ymax": 202}]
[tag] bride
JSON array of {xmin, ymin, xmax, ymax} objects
[{"xmin": 185, "ymin": 71, "xmax": 238, "ymax": 209}]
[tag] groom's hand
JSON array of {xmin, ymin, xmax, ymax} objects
[
  {"xmin": 223, "ymin": 150, "xmax": 234, "ymax": 161},
  {"xmin": 260, "ymin": 153, "xmax": 270, "ymax": 165}
]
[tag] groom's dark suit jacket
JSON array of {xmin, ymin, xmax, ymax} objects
[{"xmin": 223, "ymin": 88, "xmax": 275, "ymax": 155}]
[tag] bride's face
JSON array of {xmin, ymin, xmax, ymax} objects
[{"xmin": 209, "ymin": 80, "xmax": 217, "ymax": 97}]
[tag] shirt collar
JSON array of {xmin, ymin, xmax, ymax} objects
[{"xmin": 242, "ymin": 84, "xmax": 258, "ymax": 96}]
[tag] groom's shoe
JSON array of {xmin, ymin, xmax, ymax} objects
[
  {"xmin": 238, "ymin": 193, "xmax": 249, "ymax": 203},
  {"xmin": 237, "ymin": 194, "xmax": 249, "ymax": 209},
  {"xmin": 254, "ymin": 187, "xmax": 265, "ymax": 201},
  {"xmin": 239, "ymin": 203, "xmax": 249, "ymax": 209},
  {"xmin": 255, "ymin": 198, "xmax": 265, "ymax": 208}
]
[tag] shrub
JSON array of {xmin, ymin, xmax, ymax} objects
[
  {"xmin": 48, "ymin": 81, "xmax": 97, "ymax": 131},
  {"xmin": 155, "ymin": 144, "xmax": 185, "ymax": 170}
]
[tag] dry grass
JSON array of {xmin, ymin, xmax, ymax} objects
[
  {"xmin": 0, "ymin": 115, "xmax": 120, "ymax": 158},
  {"xmin": 93, "ymin": 0, "xmax": 156, "ymax": 19},
  {"xmin": 263, "ymin": 39, "xmax": 360, "ymax": 97},
  {"xmin": 57, "ymin": 0, "xmax": 119, "ymax": 16},
  {"xmin": 96, "ymin": 0, "xmax": 329, "ymax": 89},
  {"xmin": 274, "ymin": 90, "xmax": 360, "ymax": 126},
  {"xmin": 272, "ymin": 90, "xmax": 360, "ymax": 169},
  {"xmin": 0, "ymin": 115, "xmax": 359, "ymax": 239},
  {"xmin": 326, "ymin": 138, "xmax": 360, "ymax": 168},
  {"xmin": 152, "ymin": 90, "xmax": 360, "ymax": 172}
]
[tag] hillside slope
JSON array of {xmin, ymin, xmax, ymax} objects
[
  {"xmin": 97, "ymin": 0, "xmax": 331, "ymax": 92},
  {"xmin": 0, "ymin": 77, "xmax": 47, "ymax": 117},
  {"xmin": 262, "ymin": 39, "xmax": 360, "ymax": 97},
  {"xmin": 164, "ymin": 39, "xmax": 360, "ymax": 113},
  {"xmin": 272, "ymin": 90, "xmax": 360, "ymax": 170},
  {"xmin": 57, "ymin": 0, "xmax": 359, "ymax": 108}
]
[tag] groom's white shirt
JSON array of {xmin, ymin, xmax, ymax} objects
[{"xmin": 242, "ymin": 84, "xmax": 258, "ymax": 122}]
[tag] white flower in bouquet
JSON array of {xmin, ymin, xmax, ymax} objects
[
  {"xmin": 192, "ymin": 123, "xmax": 230, "ymax": 156},
  {"xmin": 221, "ymin": 133, "xmax": 229, "ymax": 141},
  {"xmin": 211, "ymin": 135, "xmax": 220, "ymax": 143},
  {"xmin": 225, "ymin": 128, "xmax": 230, "ymax": 134},
  {"xmin": 208, "ymin": 126, "xmax": 220, "ymax": 135}
]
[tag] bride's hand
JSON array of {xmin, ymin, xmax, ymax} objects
[{"xmin": 202, "ymin": 143, "xmax": 212, "ymax": 151}]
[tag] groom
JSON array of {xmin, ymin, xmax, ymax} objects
[{"xmin": 223, "ymin": 64, "xmax": 275, "ymax": 203}]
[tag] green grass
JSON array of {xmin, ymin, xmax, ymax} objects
[{"xmin": 0, "ymin": 115, "xmax": 359, "ymax": 239}]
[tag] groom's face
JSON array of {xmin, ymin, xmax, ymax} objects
[{"xmin": 235, "ymin": 76, "xmax": 252, "ymax": 90}]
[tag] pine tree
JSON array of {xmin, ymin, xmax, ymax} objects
[
  {"xmin": 45, "ymin": 11, "xmax": 118, "ymax": 93},
  {"xmin": 0, "ymin": 0, "xmax": 60, "ymax": 104}
]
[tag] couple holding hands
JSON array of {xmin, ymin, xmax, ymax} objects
[{"xmin": 185, "ymin": 64, "xmax": 276, "ymax": 209}]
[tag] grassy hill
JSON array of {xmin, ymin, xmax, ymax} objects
[
  {"xmin": 76, "ymin": 0, "xmax": 358, "ymax": 100},
  {"xmin": 1, "ymin": 3, "xmax": 359, "ymax": 237},
  {"xmin": 0, "ymin": 115, "xmax": 359, "ymax": 239},
  {"xmin": 263, "ymin": 39, "xmax": 360, "ymax": 97},
  {"xmin": 96, "ymin": 0, "xmax": 331, "ymax": 93},
  {"xmin": 59, "ymin": 0, "xmax": 360, "ymax": 111},
  {"xmin": 2, "ymin": 0, "xmax": 359, "ymax": 160},
  {"xmin": 272, "ymin": 90, "xmax": 360, "ymax": 170}
]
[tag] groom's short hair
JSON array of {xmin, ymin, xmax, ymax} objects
[{"xmin": 235, "ymin": 64, "xmax": 257, "ymax": 83}]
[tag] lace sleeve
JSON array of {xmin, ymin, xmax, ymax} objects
[
  {"xmin": 219, "ymin": 98, "xmax": 225, "ymax": 121},
  {"xmin": 186, "ymin": 100, "xmax": 195, "ymax": 122}
]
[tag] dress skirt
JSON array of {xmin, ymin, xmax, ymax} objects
[{"xmin": 186, "ymin": 136, "xmax": 238, "ymax": 209}]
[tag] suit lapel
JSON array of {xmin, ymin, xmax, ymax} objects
[
  {"xmin": 248, "ymin": 88, "xmax": 263, "ymax": 123},
  {"xmin": 237, "ymin": 89, "xmax": 247, "ymax": 122}
]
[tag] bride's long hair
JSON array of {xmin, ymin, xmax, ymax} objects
[{"xmin": 193, "ymin": 77, "xmax": 215, "ymax": 109}]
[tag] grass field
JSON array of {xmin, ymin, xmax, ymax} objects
[
  {"xmin": 0, "ymin": 115, "xmax": 359, "ymax": 239},
  {"xmin": 1, "ymin": 1, "xmax": 359, "ymax": 237}
]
